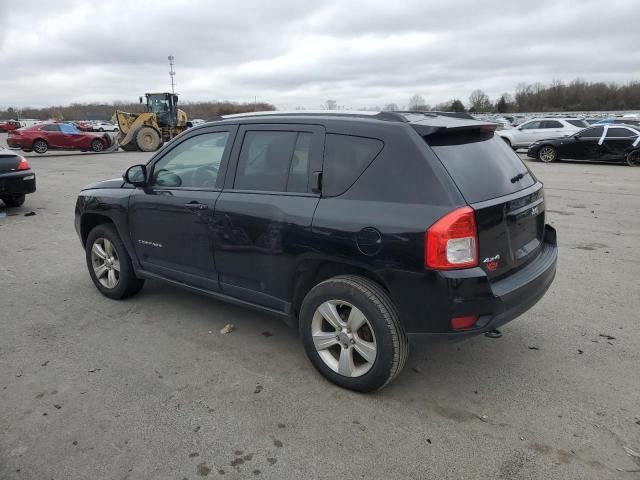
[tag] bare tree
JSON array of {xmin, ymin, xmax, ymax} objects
[
  {"xmin": 468, "ymin": 89, "xmax": 492, "ymax": 112},
  {"xmin": 383, "ymin": 103, "xmax": 399, "ymax": 111},
  {"xmin": 323, "ymin": 100, "xmax": 338, "ymax": 110},
  {"xmin": 408, "ymin": 94, "xmax": 428, "ymax": 111}
]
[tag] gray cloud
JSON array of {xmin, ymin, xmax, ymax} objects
[{"xmin": 0, "ymin": 0, "xmax": 639, "ymax": 109}]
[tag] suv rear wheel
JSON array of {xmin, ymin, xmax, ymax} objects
[
  {"xmin": 86, "ymin": 223, "xmax": 144, "ymax": 299},
  {"xmin": 299, "ymin": 275, "xmax": 408, "ymax": 392},
  {"xmin": 1, "ymin": 194, "xmax": 25, "ymax": 207}
]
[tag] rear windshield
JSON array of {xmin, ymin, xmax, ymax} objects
[{"xmin": 427, "ymin": 130, "xmax": 536, "ymax": 203}]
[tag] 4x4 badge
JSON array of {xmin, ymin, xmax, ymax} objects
[{"xmin": 483, "ymin": 254, "xmax": 501, "ymax": 272}]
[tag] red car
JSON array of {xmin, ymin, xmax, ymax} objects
[
  {"xmin": 7, "ymin": 123, "xmax": 111, "ymax": 154},
  {"xmin": 0, "ymin": 120, "xmax": 21, "ymax": 132}
]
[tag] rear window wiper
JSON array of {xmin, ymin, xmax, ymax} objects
[{"xmin": 510, "ymin": 171, "xmax": 530, "ymax": 183}]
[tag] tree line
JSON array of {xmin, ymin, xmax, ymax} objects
[
  {"xmin": 0, "ymin": 100, "xmax": 276, "ymax": 121},
  {"xmin": 404, "ymin": 79, "xmax": 640, "ymax": 114}
]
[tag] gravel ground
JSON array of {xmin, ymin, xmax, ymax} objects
[{"xmin": 1, "ymin": 143, "xmax": 639, "ymax": 479}]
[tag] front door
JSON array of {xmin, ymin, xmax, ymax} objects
[
  {"xmin": 128, "ymin": 127, "xmax": 236, "ymax": 291},
  {"xmin": 213, "ymin": 124, "xmax": 324, "ymax": 313}
]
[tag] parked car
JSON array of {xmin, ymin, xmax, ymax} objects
[
  {"xmin": 0, "ymin": 149, "xmax": 36, "ymax": 207},
  {"xmin": 0, "ymin": 120, "xmax": 22, "ymax": 132},
  {"xmin": 75, "ymin": 111, "xmax": 557, "ymax": 392},
  {"xmin": 73, "ymin": 121, "xmax": 94, "ymax": 132},
  {"xmin": 91, "ymin": 122, "xmax": 119, "ymax": 132},
  {"xmin": 527, "ymin": 124, "xmax": 640, "ymax": 166},
  {"xmin": 7, "ymin": 123, "xmax": 111, "ymax": 154},
  {"xmin": 497, "ymin": 118, "xmax": 588, "ymax": 148}
]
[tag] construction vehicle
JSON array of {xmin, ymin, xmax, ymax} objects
[{"xmin": 114, "ymin": 93, "xmax": 189, "ymax": 152}]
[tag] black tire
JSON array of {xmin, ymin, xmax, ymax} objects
[
  {"xmin": 1, "ymin": 194, "xmax": 25, "ymax": 207},
  {"xmin": 626, "ymin": 150, "xmax": 640, "ymax": 167},
  {"xmin": 135, "ymin": 127, "xmax": 161, "ymax": 152},
  {"xmin": 91, "ymin": 139, "xmax": 105, "ymax": 152},
  {"xmin": 32, "ymin": 139, "xmax": 48, "ymax": 154},
  {"xmin": 85, "ymin": 223, "xmax": 144, "ymax": 299},
  {"xmin": 120, "ymin": 142, "xmax": 139, "ymax": 152},
  {"xmin": 299, "ymin": 274, "xmax": 409, "ymax": 392},
  {"xmin": 537, "ymin": 145, "xmax": 557, "ymax": 163},
  {"xmin": 99, "ymin": 128, "xmax": 104, "ymax": 132}
]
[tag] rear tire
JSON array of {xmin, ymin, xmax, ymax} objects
[
  {"xmin": 1, "ymin": 194, "xmax": 25, "ymax": 207},
  {"xmin": 538, "ymin": 145, "xmax": 557, "ymax": 163},
  {"xmin": 299, "ymin": 274, "xmax": 409, "ymax": 392},
  {"xmin": 91, "ymin": 139, "xmax": 105, "ymax": 152},
  {"xmin": 626, "ymin": 150, "xmax": 640, "ymax": 167},
  {"xmin": 32, "ymin": 139, "xmax": 48, "ymax": 154},
  {"xmin": 85, "ymin": 223, "xmax": 144, "ymax": 299},
  {"xmin": 135, "ymin": 127, "xmax": 161, "ymax": 152}
]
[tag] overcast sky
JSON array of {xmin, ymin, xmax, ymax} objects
[{"xmin": 1, "ymin": 0, "xmax": 639, "ymax": 110}]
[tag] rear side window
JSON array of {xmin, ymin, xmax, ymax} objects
[
  {"xmin": 567, "ymin": 120, "xmax": 588, "ymax": 128},
  {"xmin": 323, "ymin": 134, "xmax": 383, "ymax": 197},
  {"xmin": 427, "ymin": 131, "xmax": 535, "ymax": 203},
  {"xmin": 235, "ymin": 131, "xmax": 311, "ymax": 193},
  {"xmin": 606, "ymin": 127, "xmax": 635, "ymax": 138},
  {"xmin": 541, "ymin": 120, "xmax": 562, "ymax": 128}
]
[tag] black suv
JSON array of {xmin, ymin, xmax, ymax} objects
[{"xmin": 75, "ymin": 111, "xmax": 557, "ymax": 391}]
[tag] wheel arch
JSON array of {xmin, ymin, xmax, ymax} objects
[
  {"xmin": 290, "ymin": 258, "xmax": 390, "ymax": 323},
  {"xmin": 80, "ymin": 213, "xmax": 114, "ymax": 248}
]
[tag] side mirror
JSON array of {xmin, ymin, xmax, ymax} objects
[
  {"xmin": 123, "ymin": 164, "xmax": 147, "ymax": 186},
  {"xmin": 573, "ymin": 134, "xmax": 581, "ymax": 140}
]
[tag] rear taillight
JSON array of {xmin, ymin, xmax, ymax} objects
[
  {"xmin": 425, "ymin": 206, "xmax": 478, "ymax": 270},
  {"xmin": 451, "ymin": 315, "xmax": 479, "ymax": 330},
  {"xmin": 16, "ymin": 157, "xmax": 30, "ymax": 171}
]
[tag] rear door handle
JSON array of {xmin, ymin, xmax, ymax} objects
[{"xmin": 184, "ymin": 202, "xmax": 208, "ymax": 210}]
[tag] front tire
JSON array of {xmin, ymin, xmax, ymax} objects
[
  {"xmin": 135, "ymin": 127, "xmax": 161, "ymax": 152},
  {"xmin": 32, "ymin": 139, "xmax": 48, "ymax": 154},
  {"xmin": 91, "ymin": 139, "xmax": 105, "ymax": 152},
  {"xmin": 1, "ymin": 194, "xmax": 25, "ymax": 207},
  {"xmin": 85, "ymin": 224, "xmax": 144, "ymax": 299},
  {"xmin": 299, "ymin": 275, "xmax": 409, "ymax": 392},
  {"xmin": 538, "ymin": 145, "xmax": 557, "ymax": 163}
]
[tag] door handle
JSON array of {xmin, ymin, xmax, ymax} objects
[{"xmin": 184, "ymin": 202, "xmax": 208, "ymax": 210}]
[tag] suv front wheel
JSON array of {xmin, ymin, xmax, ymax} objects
[
  {"xmin": 300, "ymin": 275, "xmax": 409, "ymax": 392},
  {"xmin": 86, "ymin": 223, "xmax": 144, "ymax": 299}
]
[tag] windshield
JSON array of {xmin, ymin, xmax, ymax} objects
[
  {"xmin": 148, "ymin": 96, "xmax": 170, "ymax": 113},
  {"xmin": 427, "ymin": 130, "xmax": 536, "ymax": 203}
]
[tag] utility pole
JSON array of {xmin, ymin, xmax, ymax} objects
[{"xmin": 168, "ymin": 55, "xmax": 176, "ymax": 94}]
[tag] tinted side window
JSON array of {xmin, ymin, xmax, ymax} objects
[
  {"xmin": 323, "ymin": 134, "xmax": 383, "ymax": 197},
  {"xmin": 542, "ymin": 120, "xmax": 562, "ymax": 128},
  {"xmin": 567, "ymin": 120, "xmax": 588, "ymax": 128},
  {"xmin": 607, "ymin": 127, "xmax": 635, "ymax": 138},
  {"xmin": 41, "ymin": 124, "xmax": 60, "ymax": 132},
  {"xmin": 235, "ymin": 131, "xmax": 297, "ymax": 192},
  {"xmin": 581, "ymin": 127, "xmax": 604, "ymax": 138},
  {"xmin": 286, "ymin": 133, "xmax": 312, "ymax": 193},
  {"xmin": 151, "ymin": 132, "xmax": 229, "ymax": 189}
]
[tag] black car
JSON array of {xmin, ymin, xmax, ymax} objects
[
  {"xmin": 75, "ymin": 111, "xmax": 557, "ymax": 391},
  {"xmin": 0, "ymin": 149, "xmax": 36, "ymax": 207},
  {"xmin": 527, "ymin": 124, "xmax": 640, "ymax": 166}
]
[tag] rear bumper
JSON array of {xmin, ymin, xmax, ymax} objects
[
  {"xmin": 408, "ymin": 224, "xmax": 557, "ymax": 342},
  {"xmin": 0, "ymin": 170, "xmax": 36, "ymax": 196}
]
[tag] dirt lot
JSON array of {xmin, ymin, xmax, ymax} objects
[{"xmin": 1, "ymin": 144, "xmax": 639, "ymax": 479}]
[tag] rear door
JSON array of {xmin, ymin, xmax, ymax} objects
[
  {"xmin": 540, "ymin": 120, "xmax": 566, "ymax": 138},
  {"xmin": 600, "ymin": 127, "xmax": 637, "ymax": 162},
  {"xmin": 427, "ymin": 130, "xmax": 544, "ymax": 278},
  {"xmin": 212, "ymin": 123, "xmax": 323, "ymax": 312}
]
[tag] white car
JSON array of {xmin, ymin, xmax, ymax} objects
[
  {"xmin": 92, "ymin": 122, "xmax": 119, "ymax": 132},
  {"xmin": 497, "ymin": 118, "xmax": 588, "ymax": 149}
]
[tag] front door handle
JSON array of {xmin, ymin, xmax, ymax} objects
[{"xmin": 184, "ymin": 201, "xmax": 208, "ymax": 210}]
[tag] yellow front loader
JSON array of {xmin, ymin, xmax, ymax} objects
[{"xmin": 114, "ymin": 93, "xmax": 189, "ymax": 152}]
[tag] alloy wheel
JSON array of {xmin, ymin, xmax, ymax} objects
[
  {"xmin": 627, "ymin": 151, "xmax": 640, "ymax": 167},
  {"xmin": 311, "ymin": 300, "xmax": 377, "ymax": 377},
  {"xmin": 538, "ymin": 146, "xmax": 556, "ymax": 162},
  {"xmin": 90, "ymin": 237, "xmax": 120, "ymax": 289}
]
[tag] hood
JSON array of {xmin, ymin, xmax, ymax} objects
[{"xmin": 82, "ymin": 177, "xmax": 124, "ymax": 190}]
